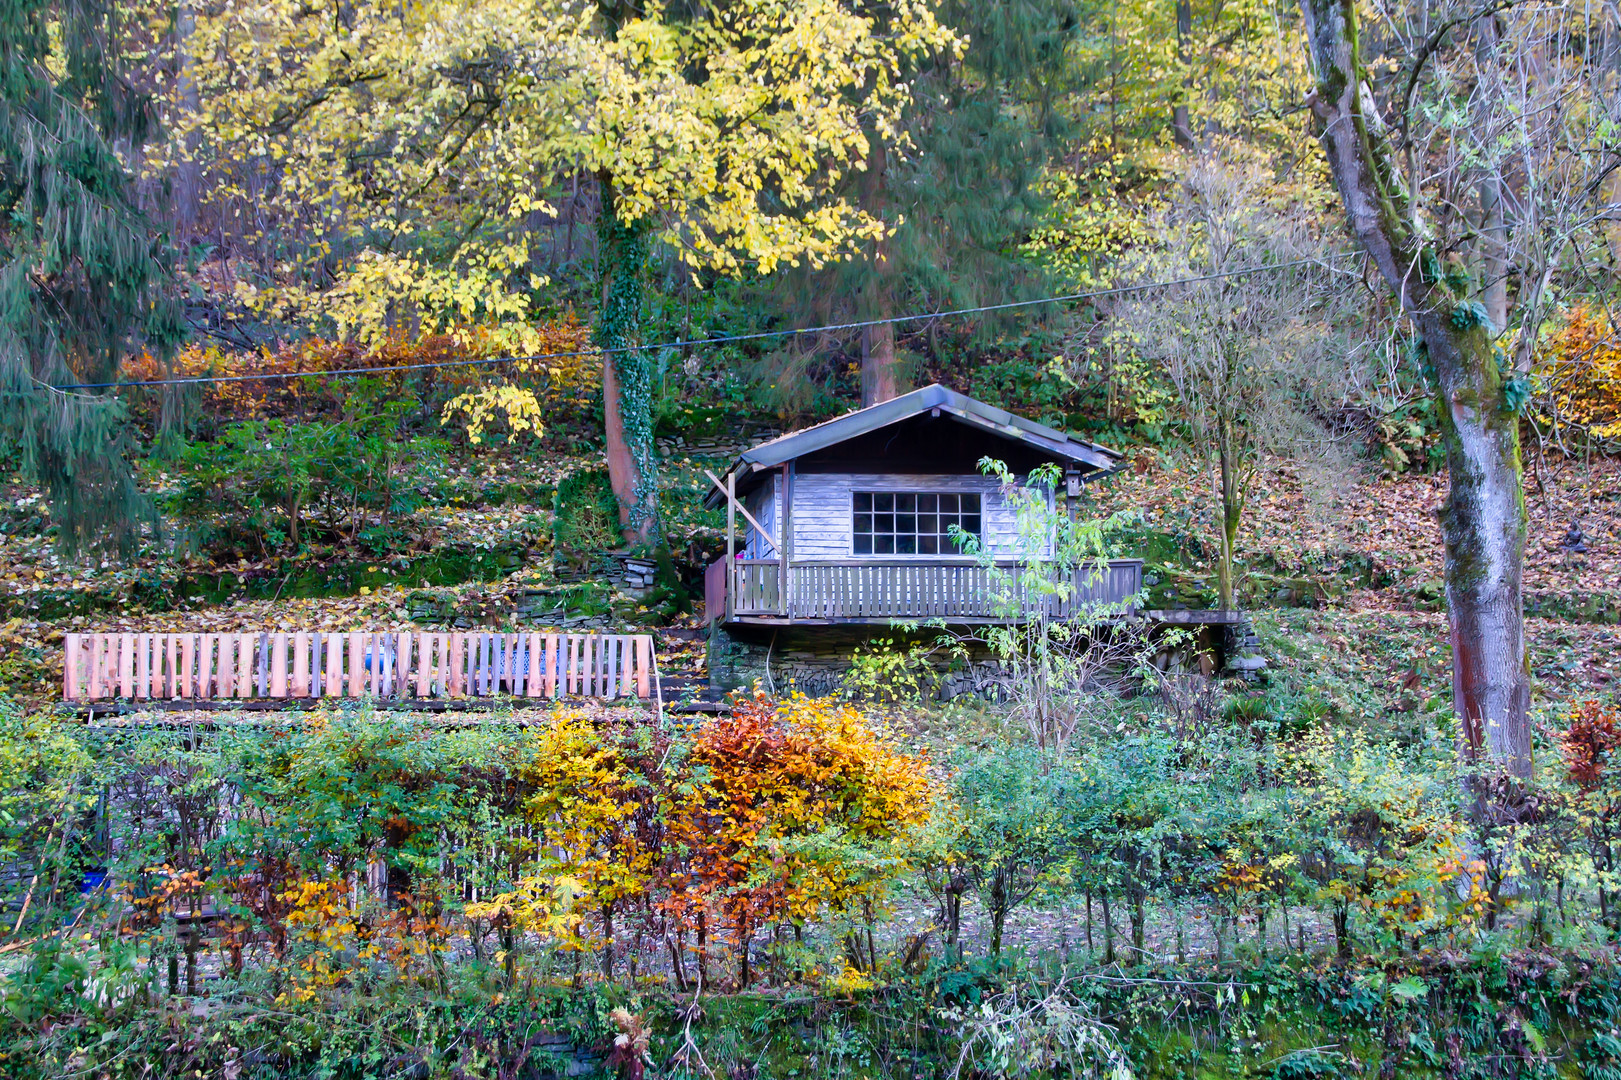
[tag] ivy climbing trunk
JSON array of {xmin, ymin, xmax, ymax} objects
[
  {"xmin": 1299, "ymin": 0, "xmax": 1531, "ymax": 781},
  {"xmin": 595, "ymin": 177, "xmax": 661, "ymax": 547}
]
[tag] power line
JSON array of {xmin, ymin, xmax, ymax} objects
[{"xmin": 59, "ymin": 256, "xmax": 1347, "ymax": 391}]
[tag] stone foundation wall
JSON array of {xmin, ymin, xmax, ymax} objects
[
  {"xmin": 707, "ymin": 624, "xmax": 1016, "ymax": 699},
  {"xmin": 708, "ymin": 621, "xmax": 1228, "ymax": 699}
]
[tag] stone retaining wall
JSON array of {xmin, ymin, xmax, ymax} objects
[{"xmin": 707, "ymin": 624, "xmax": 1015, "ymax": 699}]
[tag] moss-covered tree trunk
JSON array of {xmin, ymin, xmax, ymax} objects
[
  {"xmin": 595, "ymin": 176, "xmax": 661, "ymax": 548},
  {"xmin": 1299, "ymin": 0, "xmax": 1530, "ymax": 781},
  {"xmin": 1422, "ymin": 310, "xmax": 1530, "ymax": 779}
]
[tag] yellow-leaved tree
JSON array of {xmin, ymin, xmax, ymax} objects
[{"xmin": 167, "ymin": 0, "xmax": 961, "ymax": 545}]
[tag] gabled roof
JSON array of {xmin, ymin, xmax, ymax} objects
[{"xmin": 703, "ymin": 384, "xmax": 1122, "ymax": 507}]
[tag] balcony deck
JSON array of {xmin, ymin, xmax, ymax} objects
[{"xmin": 705, "ymin": 557, "xmax": 1143, "ymax": 625}]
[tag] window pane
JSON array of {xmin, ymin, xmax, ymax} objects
[{"xmin": 850, "ymin": 491, "xmax": 988, "ymax": 556}]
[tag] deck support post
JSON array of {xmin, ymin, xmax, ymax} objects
[
  {"xmin": 726, "ymin": 470, "xmax": 736, "ymax": 623},
  {"xmin": 779, "ymin": 464, "xmax": 791, "ymax": 618}
]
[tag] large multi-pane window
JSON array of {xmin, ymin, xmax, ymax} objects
[{"xmin": 852, "ymin": 492, "xmax": 981, "ymax": 555}]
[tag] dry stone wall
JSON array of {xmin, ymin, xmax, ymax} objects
[{"xmin": 707, "ymin": 624, "xmax": 1016, "ymax": 699}]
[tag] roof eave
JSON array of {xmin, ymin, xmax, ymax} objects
[{"xmin": 699, "ymin": 383, "xmax": 1121, "ymax": 507}]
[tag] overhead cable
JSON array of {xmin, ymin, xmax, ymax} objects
[{"xmin": 59, "ymin": 255, "xmax": 1349, "ymax": 391}]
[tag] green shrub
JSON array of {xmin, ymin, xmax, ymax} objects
[
  {"xmin": 170, "ymin": 416, "xmax": 445, "ymax": 557},
  {"xmin": 551, "ymin": 466, "xmax": 620, "ymax": 564}
]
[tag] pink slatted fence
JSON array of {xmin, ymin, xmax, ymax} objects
[{"xmin": 62, "ymin": 632, "xmax": 656, "ymax": 703}]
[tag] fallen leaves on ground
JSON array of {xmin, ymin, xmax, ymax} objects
[{"xmin": 1093, "ymin": 452, "xmax": 1621, "ymax": 600}]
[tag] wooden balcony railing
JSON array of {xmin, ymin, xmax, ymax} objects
[{"xmin": 707, "ymin": 558, "xmax": 1143, "ymax": 623}]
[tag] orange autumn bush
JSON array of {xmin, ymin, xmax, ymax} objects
[
  {"xmin": 1559, "ymin": 701, "xmax": 1621, "ymax": 930},
  {"xmin": 667, "ymin": 693, "xmax": 935, "ymax": 986},
  {"xmin": 122, "ymin": 312, "xmax": 596, "ymax": 430}
]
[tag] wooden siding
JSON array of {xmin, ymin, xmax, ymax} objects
[
  {"xmin": 788, "ymin": 473, "xmax": 1048, "ymax": 559},
  {"xmin": 742, "ymin": 474, "xmax": 778, "ymax": 558},
  {"xmin": 63, "ymin": 632, "xmax": 656, "ymax": 703}
]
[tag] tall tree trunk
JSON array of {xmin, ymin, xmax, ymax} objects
[
  {"xmin": 861, "ymin": 324, "xmax": 899, "ymax": 406},
  {"xmin": 173, "ymin": 2, "xmax": 202, "ymax": 234},
  {"xmin": 1216, "ymin": 424, "xmax": 1241, "ymax": 610},
  {"xmin": 1173, "ymin": 0, "xmax": 1195, "ymax": 148},
  {"xmin": 595, "ymin": 175, "xmax": 660, "ymax": 547},
  {"xmin": 1475, "ymin": 18, "xmax": 1507, "ymax": 332},
  {"xmin": 1425, "ymin": 310, "xmax": 1530, "ymax": 780},
  {"xmin": 859, "ymin": 136, "xmax": 901, "ymax": 406},
  {"xmin": 1299, "ymin": 0, "xmax": 1531, "ymax": 782}
]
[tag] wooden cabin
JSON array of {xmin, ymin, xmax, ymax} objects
[{"xmin": 702, "ymin": 384, "xmax": 1142, "ymax": 630}]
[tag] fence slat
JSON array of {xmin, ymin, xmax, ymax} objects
[
  {"xmin": 344, "ymin": 633, "xmax": 362, "ymax": 697},
  {"xmin": 200, "ymin": 634, "xmax": 218, "ymax": 698},
  {"xmin": 63, "ymin": 634, "xmax": 82, "ymax": 701},
  {"xmin": 239, "ymin": 633, "xmax": 256, "ymax": 699},
  {"xmin": 118, "ymin": 633, "xmax": 134, "ymax": 699},
  {"xmin": 526, "ymin": 633, "xmax": 543, "ymax": 697},
  {"xmin": 436, "ymin": 633, "xmax": 450, "ymax": 697},
  {"xmin": 177, "ymin": 636, "xmax": 194, "ymax": 699},
  {"xmin": 323, "ymin": 633, "xmax": 341, "ymax": 697},
  {"xmin": 154, "ymin": 633, "xmax": 168, "ymax": 700},
  {"xmin": 216, "ymin": 633, "xmax": 235, "ymax": 698},
  {"xmin": 134, "ymin": 634, "xmax": 151, "ymax": 700},
  {"xmin": 289, "ymin": 633, "xmax": 307, "ymax": 697},
  {"xmin": 144, "ymin": 634, "xmax": 160, "ymax": 700},
  {"xmin": 103, "ymin": 635, "xmax": 117, "ymax": 698},
  {"xmin": 163, "ymin": 636, "xmax": 177, "ymax": 699},
  {"xmin": 87, "ymin": 635, "xmax": 100, "ymax": 699},
  {"xmin": 447, "ymin": 634, "xmax": 464, "ymax": 697},
  {"xmin": 270, "ymin": 635, "xmax": 288, "ymax": 698}
]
